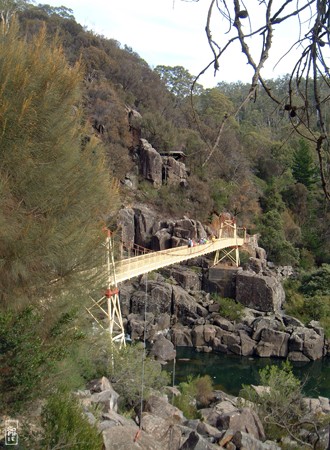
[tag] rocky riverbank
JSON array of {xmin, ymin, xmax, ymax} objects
[
  {"xmin": 122, "ymin": 266, "xmax": 328, "ymax": 363},
  {"xmin": 116, "ymin": 205, "xmax": 329, "ymax": 362},
  {"xmin": 75, "ymin": 376, "xmax": 330, "ymax": 450}
]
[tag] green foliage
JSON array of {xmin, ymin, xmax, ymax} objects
[
  {"xmin": 0, "ymin": 20, "xmax": 119, "ymax": 307},
  {"xmin": 292, "ymin": 139, "xmax": 317, "ymax": 188},
  {"xmin": 141, "ymin": 111, "xmax": 178, "ymax": 151},
  {"xmin": 174, "ymin": 375, "xmax": 213, "ymax": 419},
  {"xmin": 0, "ymin": 295, "xmax": 96, "ymax": 412},
  {"xmin": 194, "ymin": 375, "xmax": 214, "ymax": 407},
  {"xmin": 40, "ymin": 392, "xmax": 103, "ymax": 450},
  {"xmin": 284, "ymin": 266, "xmax": 330, "ymax": 337},
  {"xmin": 155, "ymin": 65, "xmax": 204, "ymax": 99},
  {"xmin": 107, "ymin": 343, "xmax": 170, "ymax": 411},
  {"xmin": 211, "ymin": 294, "xmax": 244, "ymax": 321},
  {"xmin": 299, "ymin": 264, "xmax": 330, "ymax": 296},
  {"xmin": 240, "ymin": 361, "xmax": 307, "ymax": 442},
  {"xmin": 257, "ymin": 210, "xmax": 299, "ymax": 265}
]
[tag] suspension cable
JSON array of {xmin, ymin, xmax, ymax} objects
[{"xmin": 140, "ymin": 273, "xmax": 147, "ymax": 429}]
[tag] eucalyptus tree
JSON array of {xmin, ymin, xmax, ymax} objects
[
  {"xmin": 0, "ymin": 0, "xmax": 31, "ymax": 26},
  {"xmin": 155, "ymin": 65, "xmax": 204, "ymax": 100},
  {"xmin": 184, "ymin": 0, "xmax": 330, "ymax": 201}
]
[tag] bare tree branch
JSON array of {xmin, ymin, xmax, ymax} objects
[{"xmin": 189, "ymin": 0, "xmax": 330, "ymax": 200}]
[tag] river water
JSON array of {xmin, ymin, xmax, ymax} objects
[{"xmin": 165, "ymin": 347, "xmax": 330, "ymax": 398}]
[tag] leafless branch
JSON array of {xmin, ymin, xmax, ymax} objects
[{"xmin": 189, "ymin": 0, "xmax": 330, "ymax": 200}]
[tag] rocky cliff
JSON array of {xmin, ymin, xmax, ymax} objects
[{"xmin": 116, "ymin": 206, "xmax": 329, "ymax": 362}]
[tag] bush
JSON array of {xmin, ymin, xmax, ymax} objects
[
  {"xmin": 211, "ymin": 294, "xmax": 244, "ymax": 321},
  {"xmin": 284, "ymin": 270, "xmax": 330, "ymax": 338},
  {"xmin": 299, "ymin": 264, "xmax": 330, "ymax": 296},
  {"xmin": 239, "ymin": 361, "xmax": 307, "ymax": 442},
  {"xmin": 40, "ymin": 392, "xmax": 103, "ymax": 450},
  {"xmin": 107, "ymin": 343, "xmax": 170, "ymax": 411},
  {"xmin": 0, "ymin": 305, "xmax": 85, "ymax": 412},
  {"xmin": 174, "ymin": 375, "xmax": 213, "ymax": 419}
]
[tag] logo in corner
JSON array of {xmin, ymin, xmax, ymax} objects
[{"xmin": 5, "ymin": 419, "xmax": 19, "ymax": 446}]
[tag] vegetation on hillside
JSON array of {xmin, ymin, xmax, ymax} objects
[
  {"xmin": 0, "ymin": 10, "xmax": 119, "ymax": 414},
  {"xmin": 240, "ymin": 361, "xmax": 328, "ymax": 447},
  {"xmin": 284, "ymin": 264, "xmax": 330, "ymax": 338},
  {"xmin": 0, "ymin": 1, "xmax": 329, "ymax": 447}
]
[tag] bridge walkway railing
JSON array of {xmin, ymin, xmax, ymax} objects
[{"xmin": 109, "ymin": 236, "xmax": 245, "ymax": 284}]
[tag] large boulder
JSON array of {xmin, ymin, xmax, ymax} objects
[
  {"xmin": 236, "ymin": 271, "xmax": 285, "ymax": 312},
  {"xmin": 91, "ymin": 387, "xmax": 119, "ymax": 413},
  {"xmin": 216, "ymin": 407, "xmax": 265, "ymax": 441},
  {"xmin": 141, "ymin": 413, "xmax": 183, "ymax": 450},
  {"xmin": 150, "ymin": 334, "xmax": 176, "ymax": 362},
  {"xmin": 117, "ymin": 207, "xmax": 135, "ymax": 249},
  {"xmin": 255, "ymin": 328, "xmax": 290, "ymax": 358},
  {"xmin": 192, "ymin": 325, "xmax": 207, "ymax": 347},
  {"xmin": 290, "ymin": 326, "xmax": 324, "ymax": 360},
  {"xmin": 103, "ymin": 424, "xmax": 163, "ymax": 450},
  {"xmin": 179, "ymin": 430, "xmax": 220, "ymax": 449},
  {"xmin": 162, "ymin": 156, "xmax": 188, "ymax": 187},
  {"xmin": 152, "ymin": 229, "xmax": 173, "ymax": 250},
  {"xmin": 131, "ymin": 281, "xmax": 172, "ymax": 315},
  {"xmin": 173, "ymin": 218, "xmax": 201, "ymax": 240},
  {"xmin": 204, "ymin": 266, "xmax": 238, "ymax": 298},
  {"xmin": 238, "ymin": 330, "xmax": 257, "ymax": 356},
  {"xmin": 172, "ymin": 285, "xmax": 208, "ymax": 324},
  {"xmin": 162, "ymin": 265, "xmax": 202, "ymax": 291},
  {"xmin": 220, "ymin": 430, "xmax": 281, "ymax": 449},
  {"xmin": 144, "ymin": 395, "xmax": 184, "ymax": 421},
  {"xmin": 138, "ymin": 139, "xmax": 162, "ymax": 187},
  {"xmin": 134, "ymin": 205, "xmax": 158, "ymax": 248},
  {"xmin": 171, "ymin": 325, "xmax": 193, "ymax": 346}
]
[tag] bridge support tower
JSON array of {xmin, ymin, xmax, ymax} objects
[
  {"xmin": 86, "ymin": 229, "xmax": 126, "ymax": 347},
  {"xmin": 213, "ymin": 219, "xmax": 240, "ymax": 267}
]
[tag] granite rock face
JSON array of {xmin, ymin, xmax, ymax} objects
[
  {"xmin": 138, "ymin": 139, "xmax": 163, "ymax": 187},
  {"xmin": 236, "ymin": 271, "xmax": 285, "ymax": 312}
]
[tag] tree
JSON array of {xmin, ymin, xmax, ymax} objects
[
  {"xmin": 107, "ymin": 343, "xmax": 169, "ymax": 410},
  {"xmin": 292, "ymin": 139, "xmax": 317, "ymax": 188},
  {"xmin": 185, "ymin": 0, "xmax": 330, "ymax": 201},
  {"xmin": 0, "ymin": 0, "xmax": 31, "ymax": 26},
  {"xmin": 155, "ymin": 65, "xmax": 204, "ymax": 100},
  {"xmin": 0, "ymin": 20, "xmax": 119, "ymax": 307},
  {"xmin": 240, "ymin": 361, "xmax": 317, "ymax": 445}
]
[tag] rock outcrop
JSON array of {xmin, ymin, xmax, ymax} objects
[
  {"xmin": 136, "ymin": 139, "xmax": 189, "ymax": 189},
  {"xmin": 115, "ymin": 206, "xmax": 328, "ymax": 360},
  {"xmin": 236, "ymin": 271, "xmax": 285, "ymax": 312},
  {"xmin": 122, "ymin": 271, "xmax": 327, "ymax": 361},
  {"xmin": 77, "ymin": 377, "xmax": 330, "ymax": 450},
  {"xmin": 138, "ymin": 139, "xmax": 163, "ymax": 187}
]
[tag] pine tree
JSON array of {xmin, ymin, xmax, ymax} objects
[
  {"xmin": 292, "ymin": 139, "xmax": 317, "ymax": 188},
  {"xmin": 0, "ymin": 20, "xmax": 119, "ymax": 307}
]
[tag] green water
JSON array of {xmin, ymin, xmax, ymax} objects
[{"xmin": 165, "ymin": 347, "xmax": 330, "ymax": 399}]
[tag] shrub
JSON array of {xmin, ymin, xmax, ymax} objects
[
  {"xmin": 211, "ymin": 294, "xmax": 244, "ymax": 321},
  {"xmin": 174, "ymin": 375, "xmax": 213, "ymax": 419},
  {"xmin": 107, "ymin": 343, "xmax": 170, "ymax": 411},
  {"xmin": 194, "ymin": 375, "xmax": 214, "ymax": 407},
  {"xmin": 299, "ymin": 264, "xmax": 330, "ymax": 296},
  {"xmin": 284, "ymin": 270, "xmax": 330, "ymax": 338},
  {"xmin": 40, "ymin": 392, "xmax": 103, "ymax": 450},
  {"xmin": 239, "ymin": 361, "xmax": 307, "ymax": 443}
]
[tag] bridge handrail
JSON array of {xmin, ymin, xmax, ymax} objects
[{"xmin": 112, "ymin": 236, "xmax": 244, "ymax": 283}]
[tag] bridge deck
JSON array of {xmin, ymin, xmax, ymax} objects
[{"xmin": 111, "ymin": 236, "xmax": 244, "ymax": 284}]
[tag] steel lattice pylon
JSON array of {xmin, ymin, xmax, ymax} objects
[{"xmin": 86, "ymin": 229, "xmax": 126, "ymax": 347}]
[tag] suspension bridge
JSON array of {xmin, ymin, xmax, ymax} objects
[{"xmin": 87, "ymin": 219, "xmax": 249, "ymax": 346}]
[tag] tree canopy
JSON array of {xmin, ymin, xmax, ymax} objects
[
  {"xmin": 186, "ymin": 0, "xmax": 330, "ymax": 201},
  {"xmin": 0, "ymin": 19, "xmax": 119, "ymax": 307}
]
